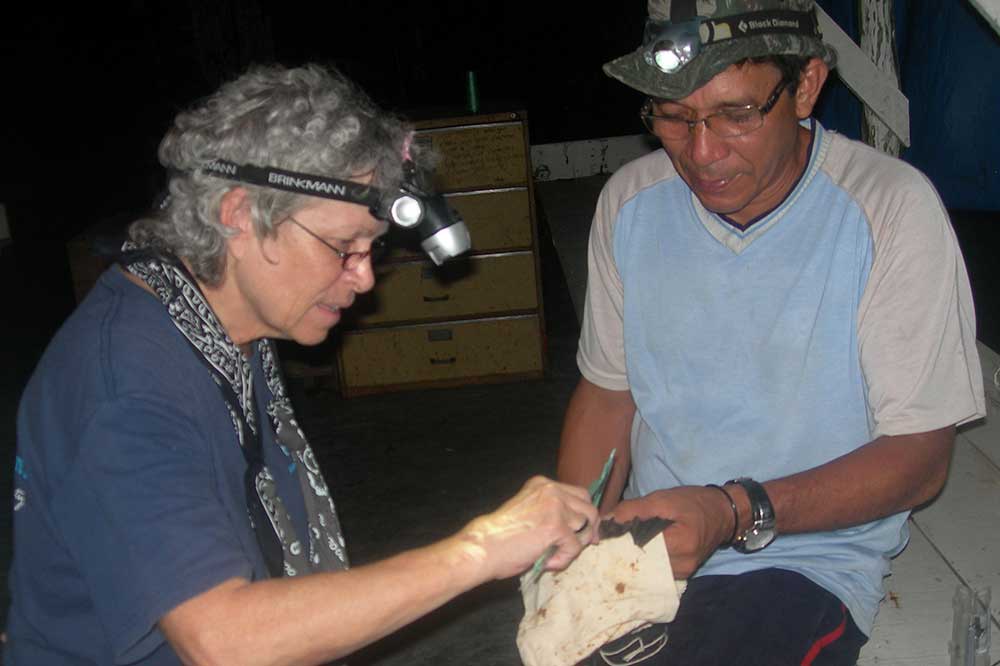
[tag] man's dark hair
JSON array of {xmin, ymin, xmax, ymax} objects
[{"xmin": 745, "ymin": 55, "xmax": 813, "ymax": 94}]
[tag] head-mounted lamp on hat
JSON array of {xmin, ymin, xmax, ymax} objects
[
  {"xmin": 198, "ymin": 159, "xmax": 471, "ymax": 266},
  {"xmin": 643, "ymin": 18, "xmax": 706, "ymax": 74},
  {"xmin": 605, "ymin": 1, "xmax": 837, "ymax": 101},
  {"xmin": 643, "ymin": 10, "xmax": 819, "ymax": 75}
]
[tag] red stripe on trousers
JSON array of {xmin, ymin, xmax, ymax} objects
[{"xmin": 800, "ymin": 604, "xmax": 848, "ymax": 666}]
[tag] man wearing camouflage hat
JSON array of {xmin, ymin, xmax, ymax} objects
[{"xmin": 558, "ymin": 0, "xmax": 985, "ymax": 663}]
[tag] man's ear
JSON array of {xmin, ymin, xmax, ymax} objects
[
  {"xmin": 794, "ymin": 58, "xmax": 830, "ymax": 120},
  {"xmin": 218, "ymin": 187, "xmax": 253, "ymax": 259}
]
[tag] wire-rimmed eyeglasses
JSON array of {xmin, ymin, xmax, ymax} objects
[
  {"xmin": 640, "ymin": 78, "xmax": 791, "ymax": 140},
  {"xmin": 282, "ymin": 216, "xmax": 387, "ymax": 270}
]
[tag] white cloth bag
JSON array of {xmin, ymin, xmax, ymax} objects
[{"xmin": 517, "ymin": 531, "xmax": 686, "ymax": 666}]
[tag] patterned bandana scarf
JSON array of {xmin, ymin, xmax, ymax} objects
[{"xmin": 121, "ymin": 244, "xmax": 349, "ymax": 578}]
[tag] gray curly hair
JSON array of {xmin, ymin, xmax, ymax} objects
[{"xmin": 130, "ymin": 63, "xmax": 422, "ymax": 285}]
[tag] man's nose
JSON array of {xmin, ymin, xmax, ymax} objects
[{"xmin": 687, "ymin": 120, "xmax": 728, "ymax": 167}]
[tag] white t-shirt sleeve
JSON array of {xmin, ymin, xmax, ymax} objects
[
  {"xmin": 577, "ymin": 183, "xmax": 630, "ymax": 391},
  {"xmin": 856, "ymin": 161, "xmax": 985, "ymax": 437}
]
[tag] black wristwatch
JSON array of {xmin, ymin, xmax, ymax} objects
[{"xmin": 727, "ymin": 477, "xmax": 776, "ymax": 553}]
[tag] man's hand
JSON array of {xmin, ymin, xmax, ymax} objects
[
  {"xmin": 457, "ymin": 476, "xmax": 600, "ymax": 580},
  {"xmin": 609, "ymin": 485, "xmax": 735, "ymax": 579}
]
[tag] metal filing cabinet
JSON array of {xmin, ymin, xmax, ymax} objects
[{"xmin": 336, "ymin": 111, "xmax": 546, "ymax": 396}]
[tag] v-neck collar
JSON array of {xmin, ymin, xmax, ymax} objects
[{"xmin": 692, "ymin": 119, "xmax": 829, "ymax": 254}]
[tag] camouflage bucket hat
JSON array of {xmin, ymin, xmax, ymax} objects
[{"xmin": 604, "ymin": 0, "xmax": 837, "ymax": 100}]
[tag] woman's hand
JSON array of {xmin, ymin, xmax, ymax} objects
[{"xmin": 457, "ymin": 476, "xmax": 600, "ymax": 580}]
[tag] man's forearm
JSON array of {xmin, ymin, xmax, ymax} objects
[
  {"xmin": 735, "ymin": 427, "xmax": 956, "ymax": 537},
  {"xmin": 608, "ymin": 426, "xmax": 956, "ymax": 579},
  {"xmin": 557, "ymin": 378, "xmax": 636, "ymax": 512}
]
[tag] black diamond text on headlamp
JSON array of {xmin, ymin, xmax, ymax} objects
[
  {"xmin": 199, "ymin": 159, "xmax": 471, "ymax": 265},
  {"xmin": 642, "ymin": 10, "xmax": 821, "ymax": 75}
]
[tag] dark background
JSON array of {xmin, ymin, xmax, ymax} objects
[
  {"xmin": 0, "ymin": 2, "xmax": 645, "ymax": 342},
  {"xmin": 1, "ymin": 2, "xmax": 647, "ymax": 235}
]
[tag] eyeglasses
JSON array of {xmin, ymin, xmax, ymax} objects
[
  {"xmin": 640, "ymin": 78, "xmax": 791, "ymax": 140},
  {"xmin": 283, "ymin": 216, "xmax": 387, "ymax": 270}
]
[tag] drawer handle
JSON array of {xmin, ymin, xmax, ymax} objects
[
  {"xmin": 430, "ymin": 357, "xmax": 457, "ymax": 365},
  {"xmin": 427, "ymin": 329, "xmax": 453, "ymax": 342},
  {"xmin": 423, "ymin": 295, "xmax": 451, "ymax": 302}
]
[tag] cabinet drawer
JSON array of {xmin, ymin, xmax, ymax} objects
[
  {"xmin": 387, "ymin": 188, "xmax": 533, "ymax": 261},
  {"xmin": 415, "ymin": 122, "xmax": 528, "ymax": 191},
  {"xmin": 337, "ymin": 315, "xmax": 544, "ymax": 393},
  {"xmin": 348, "ymin": 252, "xmax": 538, "ymax": 326},
  {"xmin": 449, "ymin": 188, "xmax": 533, "ymax": 250}
]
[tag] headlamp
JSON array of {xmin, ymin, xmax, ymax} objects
[
  {"xmin": 198, "ymin": 159, "xmax": 471, "ymax": 265},
  {"xmin": 643, "ymin": 18, "xmax": 706, "ymax": 74},
  {"xmin": 641, "ymin": 10, "xmax": 822, "ymax": 75},
  {"xmin": 388, "ymin": 194, "xmax": 424, "ymax": 229}
]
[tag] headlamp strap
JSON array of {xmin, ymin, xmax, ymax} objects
[
  {"xmin": 647, "ymin": 9, "xmax": 820, "ymax": 50},
  {"xmin": 716, "ymin": 9, "xmax": 820, "ymax": 40},
  {"xmin": 200, "ymin": 159, "xmax": 383, "ymax": 210}
]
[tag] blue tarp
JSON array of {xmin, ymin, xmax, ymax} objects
[{"xmin": 816, "ymin": 0, "xmax": 1000, "ymax": 210}]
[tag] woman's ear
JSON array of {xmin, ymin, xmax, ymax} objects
[{"xmin": 218, "ymin": 187, "xmax": 253, "ymax": 258}]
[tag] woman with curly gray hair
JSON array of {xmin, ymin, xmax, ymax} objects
[
  {"xmin": 132, "ymin": 63, "xmax": 415, "ymax": 287},
  {"xmin": 6, "ymin": 64, "xmax": 598, "ymax": 666}
]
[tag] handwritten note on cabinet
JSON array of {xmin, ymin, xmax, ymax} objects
[{"xmin": 416, "ymin": 123, "xmax": 527, "ymax": 191}]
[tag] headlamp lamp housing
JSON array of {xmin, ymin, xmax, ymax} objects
[
  {"xmin": 643, "ymin": 18, "xmax": 706, "ymax": 74},
  {"xmin": 387, "ymin": 193, "xmax": 424, "ymax": 229}
]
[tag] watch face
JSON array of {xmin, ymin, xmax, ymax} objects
[{"xmin": 744, "ymin": 527, "xmax": 776, "ymax": 552}]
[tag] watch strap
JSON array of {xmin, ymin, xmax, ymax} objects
[{"xmin": 726, "ymin": 477, "xmax": 776, "ymax": 552}]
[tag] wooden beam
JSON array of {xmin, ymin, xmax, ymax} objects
[
  {"xmin": 967, "ymin": 0, "xmax": 1000, "ymax": 37},
  {"xmin": 816, "ymin": 6, "xmax": 911, "ymax": 146},
  {"xmin": 860, "ymin": 0, "xmax": 903, "ymax": 156}
]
